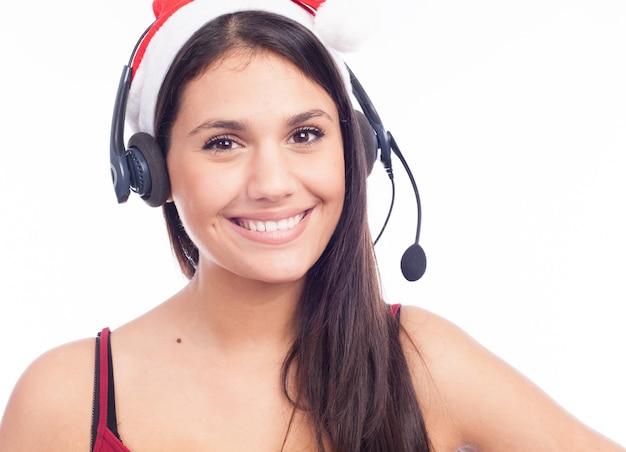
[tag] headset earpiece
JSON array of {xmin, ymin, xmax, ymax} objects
[
  {"xmin": 109, "ymin": 64, "xmax": 170, "ymax": 207},
  {"xmin": 127, "ymin": 132, "xmax": 170, "ymax": 207}
]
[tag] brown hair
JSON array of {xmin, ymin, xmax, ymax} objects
[{"xmin": 154, "ymin": 11, "xmax": 431, "ymax": 451}]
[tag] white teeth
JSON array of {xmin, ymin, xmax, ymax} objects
[{"xmin": 239, "ymin": 212, "xmax": 305, "ymax": 232}]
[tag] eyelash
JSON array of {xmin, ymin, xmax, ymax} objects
[
  {"xmin": 289, "ymin": 127, "xmax": 325, "ymax": 145},
  {"xmin": 202, "ymin": 135, "xmax": 240, "ymax": 152},
  {"xmin": 201, "ymin": 127, "xmax": 325, "ymax": 152}
]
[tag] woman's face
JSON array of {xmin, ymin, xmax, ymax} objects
[{"xmin": 167, "ymin": 50, "xmax": 345, "ymax": 284}]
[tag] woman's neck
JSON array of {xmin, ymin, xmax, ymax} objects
[{"xmin": 174, "ymin": 262, "xmax": 303, "ymax": 353}]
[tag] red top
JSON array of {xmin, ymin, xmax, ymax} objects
[{"xmin": 91, "ymin": 327, "xmax": 131, "ymax": 452}]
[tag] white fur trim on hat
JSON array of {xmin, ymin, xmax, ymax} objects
[
  {"xmin": 126, "ymin": 0, "xmax": 358, "ymax": 137},
  {"xmin": 315, "ymin": 0, "xmax": 379, "ymax": 53}
]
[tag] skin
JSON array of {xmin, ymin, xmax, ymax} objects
[{"xmin": 0, "ymin": 51, "xmax": 624, "ymax": 452}]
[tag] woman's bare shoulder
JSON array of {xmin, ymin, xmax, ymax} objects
[
  {"xmin": 398, "ymin": 305, "xmax": 625, "ymax": 451},
  {"xmin": 0, "ymin": 337, "xmax": 96, "ymax": 451}
]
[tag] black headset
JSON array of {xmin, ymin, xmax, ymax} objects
[{"xmin": 109, "ymin": 24, "xmax": 427, "ymax": 281}]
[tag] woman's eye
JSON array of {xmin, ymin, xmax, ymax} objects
[
  {"xmin": 289, "ymin": 128, "xmax": 324, "ymax": 145},
  {"xmin": 203, "ymin": 136, "xmax": 241, "ymax": 152}
]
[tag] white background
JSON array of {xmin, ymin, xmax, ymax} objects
[{"xmin": 1, "ymin": 0, "xmax": 624, "ymax": 445}]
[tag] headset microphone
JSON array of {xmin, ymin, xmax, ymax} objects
[
  {"xmin": 389, "ymin": 134, "xmax": 427, "ymax": 282},
  {"xmin": 347, "ymin": 67, "xmax": 427, "ymax": 282}
]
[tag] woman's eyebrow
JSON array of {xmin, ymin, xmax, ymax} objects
[
  {"xmin": 188, "ymin": 119, "xmax": 246, "ymax": 136},
  {"xmin": 287, "ymin": 109, "xmax": 332, "ymax": 127},
  {"xmin": 187, "ymin": 109, "xmax": 332, "ymax": 136}
]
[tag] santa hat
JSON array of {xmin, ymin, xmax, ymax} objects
[{"xmin": 126, "ymin": 0, "xmax": 379, "ymax": 136}]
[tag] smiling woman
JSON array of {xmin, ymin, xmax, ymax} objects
[
  {"xmin": 165, "ymin": 50, "xmax": 345, "ymax": 283},
  {"xmin": 0, "ymin": 1, "xmax": 624, "ymax": 452}
]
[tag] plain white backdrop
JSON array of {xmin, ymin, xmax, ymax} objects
[{"xmin": 1, "ymin": 0, "xmax": 624, "ymax": 445}]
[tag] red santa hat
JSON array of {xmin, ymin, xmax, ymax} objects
[{"xmin": 126, "ymin": 0, "xmax": 379, "ymax": 136}]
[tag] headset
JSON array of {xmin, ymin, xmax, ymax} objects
[{"xmin": 109, "ymin": 22, "xmax": 427, "ymax": 282}]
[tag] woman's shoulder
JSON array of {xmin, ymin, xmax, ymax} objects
[
  {"xmin": 397, "ymin": 305, "xmax": 625, "ymax": 451},
  {"xmin": 0, "ymin": 337, "xmax": 96, "ymax": 451},
  {"xmin": 395, "ymin": 305, "xmax": 477, "ymax": 449},
  {"xmin": 397, "ymin": 304, "xmax": 487, "ymax": 373}
]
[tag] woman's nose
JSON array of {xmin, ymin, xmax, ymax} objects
[{"xmin": 246, "ymin": 145, "xmax": 298, "ymax": 202}]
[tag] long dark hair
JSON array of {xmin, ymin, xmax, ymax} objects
[{"xmin": 154, "ymin": 11, "xmax": 431, "ymax": 451}]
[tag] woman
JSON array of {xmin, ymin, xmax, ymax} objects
[{"xmin": 0, "ymin": 1, "xmax": 624, "ymax": 451}]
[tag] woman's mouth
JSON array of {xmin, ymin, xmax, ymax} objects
[{"xmin": 234, "ymin": 211, "xmax": 307, "ymax": 232}]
